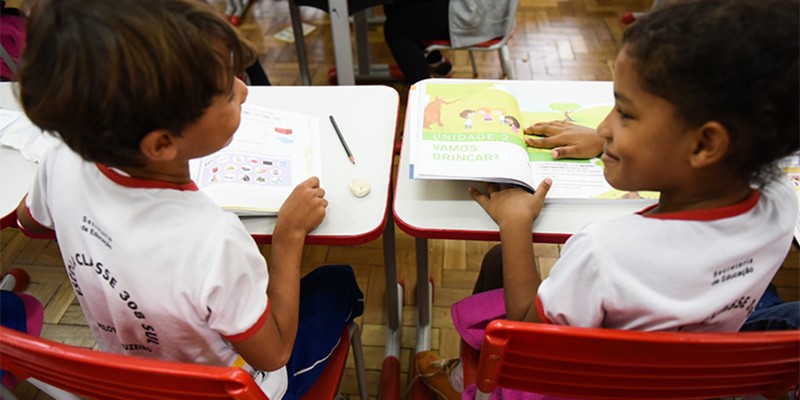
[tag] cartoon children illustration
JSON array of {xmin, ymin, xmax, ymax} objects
[
  {"xmin": 504, "ymin": 115, "xmax": 520, "ymax": 134},
  {"xmin": 492, "ymin": 108, "xmax": 506, "ymax": 125},
  {"xmin": 459, "ymin": 109, "xmax": 476, "ymax": 130},
  {"xmin": 477, "ymin": 108, "xmax": 493, "ymax": 123}
]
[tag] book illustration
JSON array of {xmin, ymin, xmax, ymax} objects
[
  {"xmin": 0, "ymin": 109, "xmax": 23, "ymax": 136},
  {"xmin": 779, "ymin": 152, "xmax": 800, "ymax": 243},
  {"xmin": 196, "ymin": 153, "xmax": 293, "ymax": 188},
  {"xmin": 410, "ymin": 80, "xmax": 658, "ymax": 202},
  {"xmin": 191, "ymin": 104, "xmax": 321, "ymax": 216},
  {"xmin": 421, "ymin": 83, "xmax": 519, "ymax": 135},
  {"xmin": 422, "ymin": 96, "xmax": 455, "ymax": 129},
  {"xmin": 0, "ymin": 109, "xmax": 60, "ymax": 163}
]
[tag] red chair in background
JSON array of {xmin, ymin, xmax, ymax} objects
[
  {"xmin": 0, "ymin": 322, "xmax": 367, "ymax": 400},
  {"xmin": 463, "ymin": 320, "xmax": 800, "ymax": 400}
]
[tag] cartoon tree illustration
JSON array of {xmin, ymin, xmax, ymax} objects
[{"xmin": 549, "ymin": 103, "xmax": 581, "ymax": 121}]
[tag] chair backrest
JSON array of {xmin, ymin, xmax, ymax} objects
[
  {"xmin": 425, "ymin": 0, "xmax": 519, "ymax": 50},
  {"xmin": 501, "ymin": 0, "xmax": 519, "ymax": 41},
  {"xmin": 0, "ymin": 326, "xmax": 268, "ymax": 400},
  {"xmin": 475, "ymin": 320, "xmax": 800, "ymax": 400}
]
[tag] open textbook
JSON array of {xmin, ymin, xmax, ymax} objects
[
  {"xmin": 190, "ymin": 104, "xmax": 321, "ymax": 216},
  {"xmin": 406, "ymin": 79, "xmax": 659, "ymax": 202},
  {"xmin": 779, "ymin": 152, "xmax": 800, "ymax": 243}
]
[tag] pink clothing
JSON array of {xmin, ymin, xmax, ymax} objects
[
  {"xmin": 452, "ymin": 290, "xmax": 577, "ymax": 400},
  {"xmin": 450, "ymin": 175, "xmax": 796, "ymax": 399}
]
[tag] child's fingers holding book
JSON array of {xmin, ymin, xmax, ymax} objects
[
  {"xmin": 468, "ymin": 179, "xmax": 552, "ymax": 227},
  {"xmin": 277, "ymin": 177, "xmax": 328, "ymax": 235}
]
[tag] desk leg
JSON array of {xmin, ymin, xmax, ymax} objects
[
  {"xmin": 411, "ymin": 237, "xmax": 436, "ymax": 400},
  {"xmin": 381, "ymin": 216, "xmax": 403, "ymax": 400},
  {"xmin": 327, "ymin": 0, "xmax": 355, "ymax": 85},
  {"xmin": 415, "ymin": 237, "xmax": 431, "ymax": 352},
  {"xmin": 288, "ymin": 1, "xmax": 311, "ymax": 86}
]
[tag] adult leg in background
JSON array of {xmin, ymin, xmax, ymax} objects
[
  {"xmin": 245, "ymin": 60, "xmax": 271, "ymax": 86},
  {"xmin": 383, "ymin": 0, "xmax": 450, "ymax": 84}
]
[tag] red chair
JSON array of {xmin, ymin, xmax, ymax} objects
[
  {"xmin": 423, "ymin": 0, "xmax": 519, "ymax": 80},
  {"xmin": 464, "ymin": 320, "xmax": 800, "ymax": 400},
  {"xmin": 0, "ymin": 322, "xmax": 367, "ymax": 400}
]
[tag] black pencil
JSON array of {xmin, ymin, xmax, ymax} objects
[{"xmin": 329, "ymin": 115, "xmax": 355, "ymax": 164}]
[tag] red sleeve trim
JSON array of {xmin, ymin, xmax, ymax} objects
[
  {"xmin": 535, "ymin": 296, "xmax": 552, "ymax": 324},
  {"xmin": 96, "ymin": 163, "xmax": 199, "ymax": 191},
  {"xmin": 224, "ymin": 300, "xmax": 270, "ymax": 342},
  {"xmin": 18, "ymin": 202, "xmax": 57, "ymax": 239},
  {"xmin": 638, "ymin": 189, "xmax": 760, "ymax": 221}
]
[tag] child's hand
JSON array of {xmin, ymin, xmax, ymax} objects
[
  {"xmin": 468, "ymin": 179, "xmax": 552, "ymax": 227},
  {"xmin": 524, "ymin": 121, "xmax": 603, "ymax": 160},
  {"xmin": 275, "ymin": 177, "xmax": 328, "ymax": 237}
]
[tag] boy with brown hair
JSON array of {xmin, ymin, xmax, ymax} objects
[{"xmin": 15, "ymin": 1, "xmax": 363, "ymax": 398}]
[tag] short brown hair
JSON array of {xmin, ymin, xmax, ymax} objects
[{"xmin": 18, "ymin": 0, "xmax": 257, "ymax": 167}]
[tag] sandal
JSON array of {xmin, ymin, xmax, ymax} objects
[
  {"xmin": 413, "ymin": 351, "xmax": 461, "ymax": 400},
  {"xmin": 428, "ymin": 57, "xmax": 455, "ymax": 78}
]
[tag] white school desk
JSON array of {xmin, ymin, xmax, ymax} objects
[
  {"xmin": 241, "ymin": 86, "xmax": 406, "ymax": 400},
  {"xmin": 0, "ymin": 84, "xmax": 36, "ymax": 229},
  {"xmin": 0, "ymin": 148, "xmax": 33, "ymax": 229},
  {"xmin": 392, "ymin": 80, "xmax": 656, "ymax": 378},
  {"xmin": 0, "ymin": 82, "xmax": 406, "ymax": 399},
  {"xmin": 0, "ymin": 83, "xmax": 400, "ymax": 245},
  {"xmin": 232, "ymin": 86, "xmax": 400, "ymax": 246}
]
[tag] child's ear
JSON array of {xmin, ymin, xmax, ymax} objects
[
  {"xmin": 688, "ymin": 121, "xmax": 730, "ymax": 168},
  {"xmin": 139, "ymin": 129, "xmax": 179, "ymax": 162}
]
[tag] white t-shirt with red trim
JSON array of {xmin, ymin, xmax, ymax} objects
[
  {"xmin": 24, "ymin": 143, "xmax": 287, "ymax": 399},
  {"xmin": 536, "ymin": 175, "xmax": 797, "ymax": 332}
]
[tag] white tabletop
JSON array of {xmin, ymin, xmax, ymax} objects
[
  {"xmin": 0, "ymin": 84, "xmax": 36, "ymax": 227},
  {"xmin": 393, "ymin": 80, "xmax": 653, "ymax": 244},
  {"xmin": 0, "ymin": 83, "xmax": 400, "ymax": 244},
  {"xmin": 239, "ymin": 85, "xmax": 399, "ymax": 244}
]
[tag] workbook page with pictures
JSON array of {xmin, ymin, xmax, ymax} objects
[
  {"xmin": 191, "ymin": 104, "xmax": 321, "ymax": 216},
  {"xmin": 779, "ymin": 152, "xmax": 800, "ymax": 243},
  {"xmin": 406, "ymin": 79, "xmax": 659, "ymax": 202}
]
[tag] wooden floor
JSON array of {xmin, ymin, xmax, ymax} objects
[{"xmin": 3, "ymin": 0, "xmax": 798, "ymax": 399}]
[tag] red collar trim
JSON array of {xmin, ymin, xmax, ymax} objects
[
  {"xmin": 96, "ymin": 163, "xmax": 198, "ymax": 191},
  {"xmin": 637, "ymin": 189, "xmax": 760, "ymax": 221}
]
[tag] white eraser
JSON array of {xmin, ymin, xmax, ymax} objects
[{"xmin": 348, "ymin": 178, "xmax": 370, "ymax": 198}]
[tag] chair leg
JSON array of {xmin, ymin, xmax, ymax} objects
[
  {"xmin": 288, "ymin": 1, "xmax": 312, "ymax": 85},
  {"xmin": 348, "ymin": 323, "xmax": 369, "ymax": 400},
  {"xmin": 468, "ymin": 51, "xmax": 479, "ymax": 78},
  {"xmin": 499, "ymin": 45, "xmax": 513, "ymax": 79},
  {"xmin": 224, "ymin": 0, "xmax": 237, "ymax": 16}
]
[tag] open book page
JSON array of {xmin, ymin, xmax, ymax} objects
[
  {"xmin": 191, "ymin": 104, "xmax": 321, "ymax": 216},
  {"xmin": 408, "ymin": 79, "xmax": 536, "ymax": 190},
  {"xmin": 0, "ymin": 109, "xmax": 23, "ymax": 137},
  {"xmin": 778, "ymin": 152, "xmax": 800, "ymax": 243},
  {"xmin": 408, "ymin": 79, "xmax": 658, "ymax": 202},
  {"xmin": 514, "ymin": 81, "xmax": 659, "ymax": 201},
  {"xmin": 0, "ymin": 109, "xmax": 61, "ymax": 163}
]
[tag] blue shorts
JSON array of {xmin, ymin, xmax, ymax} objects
[{"xmin": 283, "ymin": 264, "xmax": 364, "ymax": 400}]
